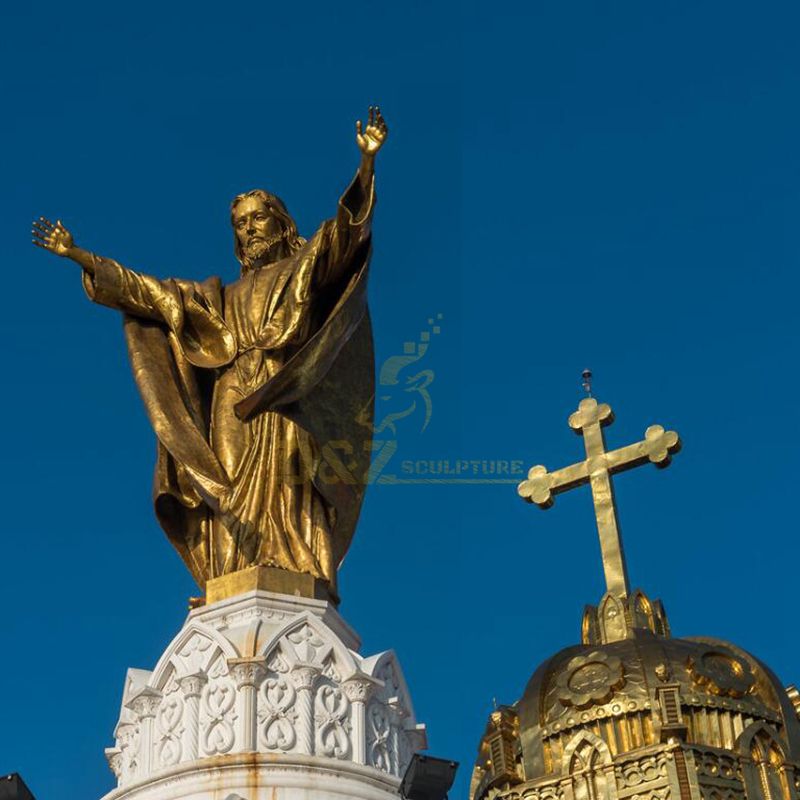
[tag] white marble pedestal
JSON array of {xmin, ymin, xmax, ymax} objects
[{"xmin": 101, "ymin": 589, "xmax": 426, "ymax": 800}]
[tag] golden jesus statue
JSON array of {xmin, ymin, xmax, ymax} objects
[{"xmin": 32, "ymin": 107, "xmax": 388, "ymax": 596}]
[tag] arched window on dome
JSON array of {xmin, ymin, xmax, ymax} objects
[
  {"xmin": 562, "ymin": 732, "xmax": 612, "ymax": 800},
  {"xmin": 738, "ymin": 723, "xmax": 790, "ymax": 800}
]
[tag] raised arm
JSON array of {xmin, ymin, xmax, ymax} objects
[
  {"xmin": 32, "ymin": 216, "xmax": 235, "ymax": 367},
  {"xmin": 32, "ymin": 217, "xmax": 96, "ymax": 272},
  {"xmin": 32, "ymin": 216, "xmax": 173, "ymax": 321},
  {"xmin": 317, "ymin": 107, "xmax": 388, "ymax": 288},
  {"xmin": 354, "ymin": 105, "xmax": 388, "ymax": 195}
]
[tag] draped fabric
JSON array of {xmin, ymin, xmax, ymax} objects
[{"xmin": 82, "ymin": 173, "xmax": 375, "ymax": 590}]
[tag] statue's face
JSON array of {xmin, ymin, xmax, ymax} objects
[{"xmin": 232, "ymin": 197, "xmax": 283, "ymax": 265}]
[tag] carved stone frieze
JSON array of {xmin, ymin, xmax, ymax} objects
[{"xmin": 103, "ymin": 590, "xmax": 425, "ymax": 790}]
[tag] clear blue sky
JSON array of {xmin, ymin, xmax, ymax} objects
[{"xmin": 3, "ymin": 2, "xmax": 800, "ymax": 798}]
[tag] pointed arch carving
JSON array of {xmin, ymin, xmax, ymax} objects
[
  {"xmin": 562, "ymin": 731, "xmax": 612, "ymax": 800},
  {"xmin": 738, "ymin": 722, "xmax": 790, "ymax": 800},
  {"xmin": 151, "ymin": 620, "xmax": 239, "ymax": 688},
  {"xmin": 259, "ymin": 611, "xmax": 358, "ymax": 678},
  {"xmin": 630, "ymin": 589, "xmax": 654, "ymax": 629},
  {"xmin": 562, "ymin": 730, "xmax": 612, "ymax": 774},
  {"xmin": 362, "ymin": 650, "xmax": 416, "ymax": 713},
  {"xmin": 598, "ymin": 594, "xmax": 626, "ymax": 643},
  {"xmin": 361, "ymin": 650, "xmax": 425, "ymax": 777},
  {"xmin": 737, "ymin": 722, "xmax": 786, "ymax": 760}
]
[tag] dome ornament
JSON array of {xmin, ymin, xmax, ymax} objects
[
  {"xmin": 555, "ymin": 651, "xmax": 625, "ymax": 709},
  {"xmin": 688, "ymin": 650, "xmax": 755, "ymax": 698}
]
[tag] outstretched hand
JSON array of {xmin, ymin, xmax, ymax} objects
[
  {"xmin": 356, "ymin": 106, "xmax": 388, "ymax": 158},
  {"xmin": 32, "ymin": 217, "xmax": 74, "ymax": 257}
]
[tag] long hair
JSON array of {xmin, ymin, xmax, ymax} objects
[{"xmin": 230, "ymin": 189, "xmax": 306, "ymax": 271}]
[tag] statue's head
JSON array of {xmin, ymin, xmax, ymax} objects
[{"xmin": 230, "ymin": 189, "xmax": 305, "ymax": 272}]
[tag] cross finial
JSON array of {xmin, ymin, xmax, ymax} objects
[
  {"xmin": 581, "ymin": 368, "xmax": 593, "ymax": 397},
  {"xmin": 517, "ymin": 398, "xmax": 681, "ymax": 599}
]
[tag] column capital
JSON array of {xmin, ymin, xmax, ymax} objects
[
  {"xmin": 178, "ymin": 670, "xmax": 208, "ymax": 697},
  {"xmin": 228, "ymin": 657, "xmax": 268, "ymax": 689},
  {"xmin": 343, "ymin": 674, "xmax": 379, "ymax": 704},
  {"xmin": 291, "ymin": 663, "xmax": 321, "ymax": 692},
  {"xmin": 127, "ymin": 688, "xmax": 162, "ymax": 719},
  {"xmin": 104, "ymin": 747, "xmax": 123, "ymax": 780}
]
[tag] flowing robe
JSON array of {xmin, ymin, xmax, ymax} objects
[{"xmin": 82, "ymin": 172, "xmax": 375, "ymax": 590}]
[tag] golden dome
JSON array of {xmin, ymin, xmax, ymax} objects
[
  {"xmin": 474, "ymin": 396, "xmax": 800, "ymax": 800},
  {"xmin": 470, "ymin": 590, "xmax": 800, "ymax": 800}
]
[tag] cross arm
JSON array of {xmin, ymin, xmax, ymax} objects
[
  {"xmin": 518, "ymin": 460, "xmax": 590, "ymax": 508},
  {"xmin": 604, "ymin": 425, "xmax": 681, "ymax": 475},
  {"xmin": 517, "ymin": 425, "xmax": 679, "ymax": 508}
]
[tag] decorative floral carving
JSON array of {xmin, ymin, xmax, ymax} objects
[
  {"xmin": 696, "ymin": 751, "xmax": 741, "ymax": 782},
  {"xmin": 117, "ymin": 723, "xmax": 139, "ymax": 781},
  {"xmin": 615, "ymin": 753, "xmax": 668, "ymax": 788},
  {"xmin": 367, "ymin": 701, "xmax": 393, "ymax": 773},
  {"xmin": 322, "ymin": 653, "xmax": 342, "ymax": 682},
  {"xmin": 258, "ymin": 676, "xmax": 298, "ymax": 752},
  {"xmin": 287, "ymin": 624, "xmax": 326, "ymax": 663},
  {"xmin": 207, "ymin": 653, "xmax": 229, "ymax": 679},
  {"xmin": 161, "ymin": 669, "xmax": 180, "ymax": 695},
  {"xmin": 556, "ymin": 651, "xmax": 625, "ymax": 708},
  {"xmin": 201, "ymin": 681, "xmax": 236, "ymax": 755},
  {"xmin": 521, "ymin": 786, "xmax": 564, "ymax": 800},
  {"xmin": 266, "ymin": 646, "xmax": 291, "ymax": 674},
  {"xmin": 316, "ymin": 684, "xmax": 351, "ymax": 759},
  {"xmin": 177, "ymin": 634, "xmax": 213, "ymax": 673},
  {"xmin": 156, "ymin": 694, "xmax": 185, "ymax": 767}
]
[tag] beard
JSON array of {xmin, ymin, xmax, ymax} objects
[
  {"xmin": 244, "ymin": 237, "xmax": 270, "ymax": 262},
  {"xmin": 242, "ymin": 231, "xmax": 286, "ymax": 266}
]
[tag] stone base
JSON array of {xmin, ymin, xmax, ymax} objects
[
  {"xmin": 101, "ymin": 753, "xmax": 402, "ymax": 800},
  {"xmin": 101, "ymin": 588, "xmax": 426, "ymax": 800},
  {"xmin": 205, "ymin": 566, "xmax": 336, "ymax": 606}
]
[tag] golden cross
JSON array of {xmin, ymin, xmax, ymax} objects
[{"xmin": 517, "ymin": 398, "xmax": 681, "ymax": 599}]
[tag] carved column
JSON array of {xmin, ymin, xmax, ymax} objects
[
  {"xmin": 178, "ymin": 671, "xmax": 207, "ymax": 762},
  {"xmin": 292, "ymin": 664, "xmax": 321, "ymax": 755},
  {"xmin": 104, "ymin": 746, "xmax": 123, "ymax": 784},
  {"xmin": 229, "ymin": 657, "xmax": 267, "ymax": 752},
  {"xmin": 129, "ymin": 689, "xmax": 162, "ymax": 778},
  {"xmin": 387, "ymin": 694, "xmax": 409, "ymax": 775},
  {"xmin": 115, "ymin": 723, "xmax": 137, "ymax": 785},
  {"xmin": 344, "ymin": 676, "xmax": 377, "ymax": 765}
]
